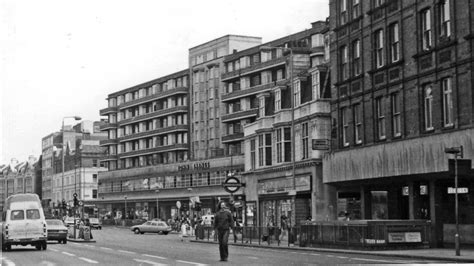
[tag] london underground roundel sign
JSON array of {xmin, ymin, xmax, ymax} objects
[{"xmin": 222, "ymin": 176, "xmax": 242, "ymax": 193}]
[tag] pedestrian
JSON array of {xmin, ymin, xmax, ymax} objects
[
  {"xmin": 214, "ymin": 201, "xmax": 234, "ymax": 262},
  {"xmin": 279, "ymin": 215, "xmax": 288, "ymax": 242},
  {"xmin": 180, "ymin": 220, "xmax": 188, "ymax": 241}
]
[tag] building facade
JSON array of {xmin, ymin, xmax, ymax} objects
[{"xmin": 326, "ymin": 0, "xmax": 474, "ymax": 246}]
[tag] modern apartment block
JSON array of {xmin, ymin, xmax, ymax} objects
[
  {"xmin": 325, "ymin": 0, "xmax": 474, "ymax": 246},
  {"xmin": 97, "ymin": 36, "xmax": 261, "ymax": 222},
  {"xmin": 221, "ymin": 21, "xmax": 333, "ymax": 227},
  {"xmin": 41, "ymin": 121, "xmax": 107, "ymax": 216}
]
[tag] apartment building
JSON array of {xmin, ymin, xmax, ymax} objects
[
  {"xmin": 325, "ymin": 0, "xmax": 474, "ymax": 246},
  {"xmin": 220, "ymin": 21, "xmax": 334, "ymax": 227}
]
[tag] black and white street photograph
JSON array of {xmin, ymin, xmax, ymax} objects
[{"xmin": 1, "ymin": 0, "xmax": 474, "ymax": 265}]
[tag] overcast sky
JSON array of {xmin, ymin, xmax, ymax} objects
[{"xmin": 0, "ymin": 0, "xmax": 329, "ymax": 164}]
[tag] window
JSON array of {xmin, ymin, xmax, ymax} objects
[
  {"xmin": 265, "ymin": 133, "xmax": 272, "ymax": 166},
  {"xmin": 421, "ymin": 9, "xmax": 432, "ymax": 50},
  {"xmin": 250, "ymin": 139, "xmax": 256, "ymax": 169},
  {"xmin": 424, "ymin": 85, "xmax": 433, "ymax": 130},
  {"xmin": 275, "ymin": 90, "xmax": 281, "ymax": 111},
  {"xmin": 92, "ymin": 189, "xmax": 98, "ymax": 199},
  {"xmin": 258, "ymin": 135, "xmax": 264, "ymax": 167},
  {"xmin": 376, "ymin": 97, "xmax": 386, "ymax": 139},
  {"xmin": 259, "ymin": 97, "xmax": 265, "ymax": 117},
  {"xmin": 11, "ymin": 210, "xmax": 24, "ymax": 220},
  {"xmin": 27, "ymin": 209, "xmax": 40, "ymax": 220},
  {"xmin": 342, "ymin": 107, "xmax": 349, "ymax": 146},
  {"xmin": 374, "ymin": 0, "xmax": 384, "ymax": 7},
  {"xmin": 352, "ymin": 40, "xmax": 361, "ymax": 76},
  {"xmin": 340, "ymin": 45, "xmax": 349, "ymax": 80},
  {"xmin": 276, "ymin": 128, "xmax": 291, "ymax": 163},
  {"xmin": 374, "ymin": 30, "xmax": 384, "ymax": 68},
  {"xmin": 283, "ymin": 128, "xmax": 291, "ymax": 162},
  {"xmin": 312, "ymin": 71, "xmax": 320, "ymax": 100},
  {"xmin": 340, "ymin": 0, "xmax": 348, "ymax": 24},
  {"xmin": 93, "ymin": 174, "xmax": 98, "ymax": 183},
  {"xmin": 391, "ymin": 93, "xmax": 401, "ymax": 137},
  {"xmin": 442, "ymin": 78, "xmax": 453, "ymax": 127},
  {"xmin": 92, "ymin": 159, "xmax": 98, "ymax": 167},
  {"xmin": 277, "ymin": 129, "xmax": 283, "ymax": 163},
  {"xmin": 353, "ymin": 103, "xmax": 362, "ymax": 144},
  {"xmin": 352, "ymin": 0, "xmax": 360, "ymax": 19},
  {"xmin": 440, "ymin": 0, "xmax": 451, "ymax": 37},
  {"xmin": 302, "ymin": 123, "xmax": 309, "ymax": 159},
  {"xmin": 294, "ymin": 81, "xmax": 301, "ymax": 106},
  {"xmin": 389, "ymin": 23, "xmax": 400, "ymax": 63}
]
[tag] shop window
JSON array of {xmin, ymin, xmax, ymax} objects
[{"xmin": 371, "ymin": 191, "xmax": 388, "ymax": 219}]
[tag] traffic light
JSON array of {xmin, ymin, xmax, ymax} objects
[
  {"xmin": 73, "ymin": 195, "xmax": 79, "ymax": 207},
  {"xmin": 62, "ymin": 200, "xmax": 66, "ymax": 209}
]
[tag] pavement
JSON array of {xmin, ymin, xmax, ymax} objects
[{"xmin": 190, "ymin": 239, "xmax": 474, "ymax": 263}]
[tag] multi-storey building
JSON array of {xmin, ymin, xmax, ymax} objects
[
  {"xmin": 325, "ymin": 0, "xmax": 474, "ymax": 246},
  {"xmin": 97, "ymin": 36, "xmax": 261, "ymax": 222},
  {"xmin": 41, "ymin": 121, "xmax": 107, "ymax": 216},
  {"xmin": 0, "ymin": 156, "xmax": 41, "ymax": 211},
  {"xmin": 226, "ymin": 21, "xmax": 333, "ymax": 227}
]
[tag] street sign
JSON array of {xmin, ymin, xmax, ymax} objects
[
  {"xmin": 176, "ymin": 201, "xmax": 181, "ymax": 209},
  {"xmin": 447, "ymin": 187, "xmax": 469, "ymax": 194},
  {"xmin": 78, "ymin": 201, "xmax": 83, "ymax": 206},
  {"xmin": 223, "ymin": 176, "xmax": 244, "ymax": 193},
  {"xmin": 312, "ymin": 139, "xmax": 329, "ymax": 150}
]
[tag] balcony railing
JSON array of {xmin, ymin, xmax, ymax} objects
[
  {"xmin": 221, "ymin": 132, "xmax": 244, "ymax": 143},
  {"xmin": 221, "ymin": 56, "xmax": 287, "ymax": 81},
  {"xmin": 118, "ymin": 87, "xmax": 188, "ymax": 109},
  {"xmin": 99, "ymin": 123, "xmax": 118, "ymax": 131},
  {"xmin": 100, "ymin": 106, "xmax": 118, "ymax": 116},
  {"xmin": 100, "ymin": 139, "xmax": 118, "ymax": 146},
  {"xmin": 118, "ymin": 124, "xmax": 188, "ymax": 142},
  {"xmin": 118, "ymin": 143, "xmax": 188, "ymax": 158},
  {"xmin": 222, "ymin": 109, "xmax": 258, "ymax": 123},
  {"xmin": 222, "ymin": 80, "xmax": 287, "ymax": 102},
  {"xmin": 118, "ymin": 106, "xmax": 188, "ymax": 126}
]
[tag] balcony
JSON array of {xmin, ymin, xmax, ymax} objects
[
  {"xmin": 222, "ymin": 81, "xmax": 286, "ymax": 102},
  {"xmin": 222, "ymin": 109, "xmax": 258, "ymax": 123},
  {"xmin": 221, "ymin": 132, "xmax": 244, "ymax": 143},
  {"xmin": 119, "ymin": 87, "xmax": 188, "ymax": 109},
  {"xmin": 118, "ymin": 106, "xmax": 188, "ymax": 126},
  {"xmin": 100, "ymin": 139, "xmax": 118, "ymax": 146},
  {"xmin": 100, "ymin": 123, "xmax": 118, "ymax": 131},
  {"xmin": 118, "ymin": 143, "xmax": 188, "ymax": 158},
  {"xmin": 100, "ymin": 154, "xmax": 118, "ymax": 161},
  {"xmin": 118, "ymin": 124, "xmax": 188, "ymax": 142},
  {"xmin": 221, "ymin": 56, "xmax": 287, "ymax": 81},
  {"xmin": 100, "ymin": 106, "xmax": 118, "ymax": 116}
]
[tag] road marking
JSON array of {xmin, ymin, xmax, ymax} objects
[
  {"xmin": 2, "ymin": 257, "xmax": 16, "ymax": 266},
  {"xmin": 336, "ymin": 256, "xmax": 348, "ymax": 259},
  {"xmin": 62, "ymin": 251, "xmax": 76, "ymax": 257},
  {"xmin": 50, "ymin": 248, "xmax": 59, "ymax": 252},
  {"xmin": 310, "ymin": 253, "xmax": 320, "ymax": 256},
  {"xmin": 133, "ymin": 259, "xmax": 168, "ymax": 265},
  {"xmin": 78, "ymin": 257, "xmax": 99, "ymax": 264},
  {"xmin": 83, "ymin": 244, "xmax": 95, "ymax": 248},
  {"xmin": 248, "ymin": 256, "xmax": 259, "ymax": 260},
  {"xmin": 326, "ymin": 255, "xmax": 335, "ymax": 258},
  {"xmin": 351, "ymin": 258, "xmax": 395, "ymax": 263},
  {"xmin": 175, "ymin": 260, "xmax": 207, "ymax": 266},
  {"xmin": 118, "ymin": 249, "xmax": 136, "ymax": 254},
  {"xmin": 142, "ymin": 254, "xmax": 167, "ymax": 260},
  {"xmin": 100, "ymin": 247, "xmax": 113, "ymax": 251}
]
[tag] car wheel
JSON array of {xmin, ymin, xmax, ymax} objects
[
  {"xmin": 134, "ymin": 228, "xmax": 140, "ymax": 234},
  {"xmin": 99, "ymin": 226, "xmax": 102, "ymax": 230},
  {"xmin": 5, "ymin": 244, "xmax": 11, "ymax": 251},
  {"xmin": 58, "ymin": 240, "xmax": 62, "ymax": 244},
  {"xmin": 163, "ymin": 231, "xmax": 169, "ymax": 235},
  {"xmin": 42, "ymin": 241, "xmax": 48, "ymax": 250},
  {"xmin": 36, "ymin": 243, "xmax": 42, "ymax": 250},
  {"xmin": 63, "ymin": 239, "xmax": 67, "ymax": 244}
]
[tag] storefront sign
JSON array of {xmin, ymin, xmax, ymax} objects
[
  {"xmin": 223, "ymin": 176, "xmax": 244, "ymax": 193},
  {"xmin": 312, "ymin": 139, "xmax": 329, "ymax": 150},
  {"xmin": 178, "ymin": 161, "xmax": 210, "ymax": 171},
  {"xmin": 420, "ymin": 185, "xmax": 428, "ymax": 195},
  {"xmin": 388, "ymin": 232, "xmax": 421, "ymax": 243},
  {"xmin": 258, "ymin": 176, "xmax": 311, "ymax": 195},
  {"xmin": 402, "ymin": 186, "xmax": 409, "ymax": 196},
  {"xmin": 447, "ymin": 187, "xmax": 468, "ymax": 194}
]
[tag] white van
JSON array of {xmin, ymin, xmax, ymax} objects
[{"xmin": 1, "ymin": 193, "xmax": 48, "ymax": 251}]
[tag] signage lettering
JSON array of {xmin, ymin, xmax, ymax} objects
[{"xmin": 178, "ymin": 162, "xmax": 210, "ymax": 171}]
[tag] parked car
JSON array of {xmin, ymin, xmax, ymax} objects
[
  {"xmin": 63, "ymin": 217, "xmax": 80, "ymax": 227},
  {"xmin": 46, "ymin": 219, "xmax": 68, "ymax": 244},
  {"xmin": 131, "ymin": 221, "xmax": 172, "ymax": 235},
  {"xmin": 89, "ymin": 218, "xmax": 102, "ymax": 230}
]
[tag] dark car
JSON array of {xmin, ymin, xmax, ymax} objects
[
  {"xmin": 46, "ymin": 219, "xmax": 68, "ymax": 244},
  {"xmin": 89, "ymin": 218, "xmax": 102, "ymax": 230},
  {"xmin": 131, "ymin": 221, "xmax": 172, "ymax": 235}
]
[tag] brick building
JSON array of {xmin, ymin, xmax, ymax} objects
[{"xmin": 325, "ymin": 0, "xmax": 474, "ymax": 246}]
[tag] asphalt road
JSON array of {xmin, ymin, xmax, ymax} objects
[{"xmin": 1, "ymin": 227, "xmax": 449, "ymax": 265}]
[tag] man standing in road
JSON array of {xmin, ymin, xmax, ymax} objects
[{"xmin": 214, "ymin": 201, "xmax": 234, "ymax": 262}]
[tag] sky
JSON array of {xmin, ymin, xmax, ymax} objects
[{"xmin": 0, "ymin": 0, "xmax": 329, "ymax": 164}]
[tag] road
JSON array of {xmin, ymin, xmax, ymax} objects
[{"xmin": 1, "ymin": 227, "xmax": 449, "ymax": 265}]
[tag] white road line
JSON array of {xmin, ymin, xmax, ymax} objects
[
  {"xmin": 100, "ymin": 247, "xmax": 113, "ymax": 251},
  {"xmin": 247, "ymin": 256, "xmax": 259, "ymax": 260},
  {"xmin": 142, "ymin": 254, "xmax": 167, "ymax": 260},
  {"xmin": 326, "ymin": 255, "xmax": 335, "ymax": 258},
  {"xmin": 310, "ymin": 253, "xmax": 320, "ymax": 256},
  {"xmin": 118, "ymin": 249, "xmax": 136, "ymax": 254},
  {"xmin": 50, "ymin": 248, "xmax": 59, "ymax": 252},
  {"xmin": 78, "ymin": 257, "xmax": 99, "ymax": 264},
  {"xmin": 336, "ymin": 256, "xmax": 348, "ymax": 259},
  {"xmin": 2, "ymin": 257, "xmax": 16, "ymax": 266},
  {"xmin": 175, "ymin": 260, "xmax": 207, "ymax": 266},
  {"xmin": 61, "ymin": 251, "xmax": 76, "ymax": 257},
  {"xmin": 133, "ymin": 259, "xmax": 168, "ymax": 266},
  {"xmin": 351, "ymin": 258, "xmax": 394, "ymax": 263}
]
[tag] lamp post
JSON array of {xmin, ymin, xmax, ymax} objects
[
  {"xmin": 260, "ymin": 45, "xmax": 295, "ymax": 225},
  {"xmin": 155, "ymin": 190, "xmax": 160, "ymax": 220},
  {"xmin": 61, "ymin": 116, "xmax": 81, "ymax": 217},
  {"xmin": 124, "ymin": 195, "xmax": 128, "ymax": 220},
  {"xmin": 445, "ymin": 145, "xmax": 463, "ymax": 256}
]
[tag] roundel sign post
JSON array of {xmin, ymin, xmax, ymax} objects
[{"xmin": 222, "ymin": 176, "xmax": 244, "ymax": 194}]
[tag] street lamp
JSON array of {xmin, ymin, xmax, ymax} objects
[
  {"xmin": 155, "ymin": 190, "xmax": 160, "ymax": 220},
  {"xmin": 124, "ymin": 195, "xmax": 128, "ymax": 220},
  {"xmin": 260, "ymin": 45, "xmax": 296, "ymax": 224},
  {"xmin": 61, "ymin": 116, "xmax": 81, "ymax": 217},
  {"xmin": 445, "ymin": 146, "xmax": 463, "ymax": 256}
]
